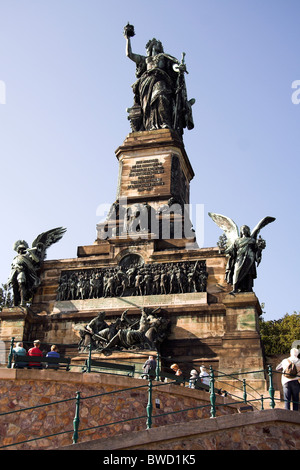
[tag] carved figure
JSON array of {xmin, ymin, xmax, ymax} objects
[
  {"xmin": 101, "ymin": 309, "xmax": 149, "ymax": 352},
  {"xmin": 134, "ymin": 273, "xmax": 144, "ymax": 296},
  {"xmin": 87, "ymin": 311, "xmax": 107, "ymax": 330},
  {"xmin": 115, "ymin": 268, "xmax": 129, "ymax": 297},
  {"xmin": 144, "ymin": 313, "xmax": 170, "ymax": 349},
  {"xmin": 197, "ymin": 270, "xmax": 208, "ymax": 292},
  {"xmin": 141, "ymin": 271, "xmax": 152, "ymax": 295},
  {"xmin": 78, "ymin": 308, "xmax": 170, "ymax": 353},
  {"xmin": 160, "ymin": 269, "xmax": 168, "ymax": 295},
  {"xmin": 57, "ymin": 274, "xmax": 68, "ymax": 301},
  {"xmin": 208, "ymin": 213, "xmax": 276, "ymax": 294},
  {"xmin": 57, "ymin": 260, "xmax": 208, "ymax": 301},
  {"xmin": 123, "ymin": 23, "xmax": 195, "ymax": 136},
  {"xmin": 103, "ymin": 272, "xmax": 116, "ymax": 297},
  {"xmin": 100, "ymin": 307, "xmax": 170, "ymax": 354},
  {"xmin": 169, "ymin": 268, "xmax": 177, "ymax": 294},
  {"xmin": 8, "ymin": 227, "xmax": 66, "ymax": 307},
  {"xmin": 68, "ymin": 274, "xmax": 77, "ymax": 300},
  {"xmin": 78, "ymin": 311, "xmax": 108, "ymax": 350}
]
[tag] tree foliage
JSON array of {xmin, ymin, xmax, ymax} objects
[
  {"xmin": 0, "ymin": 284, "xmax": 13, "ymax": 311},
  {"xmin": 259, "ymin": 312, "xmax": 300, "ymax": 355}
]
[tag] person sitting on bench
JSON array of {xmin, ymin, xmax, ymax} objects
[
  {"xmin": 46, "ymin": 345, "xmax": 60, "ymax": 358},
  {"xmin": 46, "ymin": 345, "xmax": 60, "ymax": 369},
  {"xmin": 27, "ymin": 340, "xmax": 43, "ymax": 368},
  {"xmin": 12, "ymin": 342, "xmax": 27, "ymax": 368}
]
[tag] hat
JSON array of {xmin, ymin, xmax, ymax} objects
[{"xmin": 170, "ymin": 363, "xmax": 179, "ymax": 370}]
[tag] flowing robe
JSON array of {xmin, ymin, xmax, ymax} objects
[
  {"xmin": 226, "ymin": 236, "xmax": 257, "ymax": 292},
  {"xmin": 132, "ymin": 53, "xmax": 178, "ymax": 131}
]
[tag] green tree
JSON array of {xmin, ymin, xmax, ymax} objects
[
  {"xmin": 0, "ymin": 284, "xmax": 13, "ymax": 311},
  {"xmin": 259, "ymin": 312, "xmax": 300, "ymax": 355}
]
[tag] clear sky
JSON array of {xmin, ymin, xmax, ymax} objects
[{"xmin": 0, "ymin": 0, "xmax": 299, "ymax": 321}]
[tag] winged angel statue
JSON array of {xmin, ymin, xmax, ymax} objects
[
  {"xmin": 8, "ymin": 227, "xmax": 66, "ymax": 307},
  {"xmin": 208, "ymin": 213, "xmax": 275, "ymax": 295}
]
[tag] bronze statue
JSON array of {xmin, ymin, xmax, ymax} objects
[
  {"xmin": 78, "ymin": 310, "xmax": 132, "ymax": 351},
  {"xmin": 123, "ymin": 23, "xmax": 195, "ymax": 136},
  {"xmin": 78, "ymin": 308, "xmax": 171, "ymax": 353},
  {"xmin": 101, "ymin": 309, "xmax": 150, "ymax": 352},
  {"xmin": 57, "ymin": 260, "xmax": 208, "ymax": 301},
  {"xmin": 208, "ymin": 213, "xmax": 275, "ymax": 294},
  {"xmin": 8, "ymin": 227, "xmax": 66, "ymax": 307}
]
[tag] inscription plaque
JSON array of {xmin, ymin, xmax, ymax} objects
[{"xmin": 128, "ymin": 158, "xmax": 165, "ymax": 192}]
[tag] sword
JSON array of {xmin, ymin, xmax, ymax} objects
[{"xmin": 173, "ymin": 53, "xmax": 187, "ymax": 130}]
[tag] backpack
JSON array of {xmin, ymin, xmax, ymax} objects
[{"xmin": 284, "ymin": 359, "xmax": 298, "ymax": 378}]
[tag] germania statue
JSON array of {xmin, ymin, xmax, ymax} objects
[{"xmin": 123, "ymin": 23, "xmax": 195, "ymax": 137}]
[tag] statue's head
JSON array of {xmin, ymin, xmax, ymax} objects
[
  {"xmin": 146, "ymin": 38, "xmax": 164, "ymax": 56},
  {"xmin": 17, "ymin": 244, "xmax": 27, "ymax": 254},
  {"xmin": 13, "ymin": 239, "xmax": 29, "ymax": 254},
  {"xmin": 240, "ymin": 225, "xmax": 251, "ymax": 237}
]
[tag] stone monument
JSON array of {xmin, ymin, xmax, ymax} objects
[{"xmin": 0, "ymin": 25, "xmax": 275, "ymax": 390}]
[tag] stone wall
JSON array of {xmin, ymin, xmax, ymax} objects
[
  {"xmin": 0, "ymin": 369, "xmax": 237, "ymax": 450},
  {"xmin": 127, "ymin": 410, "xmax": 300, "ymax": 451},
  {"xmin": 61, "ymin": 409, "xmax": 300, "ymax": 451}
]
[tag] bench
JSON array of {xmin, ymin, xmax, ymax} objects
[
  {"xmin": 82, "ymin": 359, "xmax": 135, "ymax": 377},
  {"xmin": 160, "ymin": 371, "xmax": 186, "ymax": 385},
  {"xmin": 194, "ymin": 378, "xmax": 225, "ymax": 395},
  {"xmin": 159, "ymin": 371, "xmax": 226, "ymax": 397},
  {"xmin": 238, "ymin": 405, "xmax": 254, "ymax": 413},
  {"xmin": 194, "ymin": 378, "xmax": 210, "ymax": 391},
  {"xmin": 160, "ymin": 373, "xmax": 224, "ymax": 394},
  {"xmin": 12, "ymin": 355, "xmax": 71, "ymax": 371}
]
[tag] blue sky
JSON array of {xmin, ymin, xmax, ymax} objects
[{"xmin": 0, "ymin": 0, "xmax": 299, "ymax": 321}]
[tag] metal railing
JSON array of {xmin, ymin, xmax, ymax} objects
[
  {"xmin": 0, "ymin": 338, "xmax": 299, "ymax": 449},
  {"xmin": 3, "ymin": 338, "xmax": 155, "ymax": 377}
]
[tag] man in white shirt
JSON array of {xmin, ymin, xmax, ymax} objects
[
  {"xmin": 276, "ymin": 348, "xmax": 300, "ymax": 411},
  {"xmin": 199, "ymin": 366, "xmax": 210, "ymax": 386}
]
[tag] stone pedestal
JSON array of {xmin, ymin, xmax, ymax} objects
[
  {"xmin": 219, "ymin": 293, "xmax": 266, "ymax": 389},
  {"xmin": 96, "ymin": 129, "xmax": 196, "ymax": 243},
  {"xmin": 0, "ymin": 307, "xmax": 35, "ymax": 342},
  {"xmin": 115, "ymin": 129, "xmax": 194, "ymax": 203},
  {"xmin": 0, "ymin": 130, "xmax": 269, "ymax": 394}
]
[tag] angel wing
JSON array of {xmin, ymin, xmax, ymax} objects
[
  {"xmin": 31, "ymin": 227, "xmax": 67, "ymax": 262},
  {"xmin": 208, "ymin": 212, "xmax": 239, "ymax": 248},
  {"xmin": 251, "ymin": 216, "xmax": 276, "ymax": 239}
]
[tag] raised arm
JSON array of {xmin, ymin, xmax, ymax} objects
[{"xmin": 125, "ymin": 36, "xmax": 143, "ymax": 65}]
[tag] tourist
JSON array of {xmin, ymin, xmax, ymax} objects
[
  {"xmin": 46, "ymin": 345, "xmax": 60, "ymax": 358},
  {"xmin": 170, "ymin": 363, "xmax": 182, "ymax": 376},
  {"xmin": 13, "ymin": 341, "xmax": 26, "ymax": 356},
  {"xmin": 46, "ymin": 345, "xmax": 60, "ymax": 370},
  {"xmin": 12, "ymin": 341, "xmax": 26, "ymax": 368},
  {"xmin": 189, "ymin": 369, "xmax": 199, "ymax": 389},
  {"xmin": 276, "ymin": 348, "xmax": 300, "ymax": 411},
  {"xmin": 27, "ymin": 340, "xmax": 43, "ymax": 368},
  {"xmin": 199, "ymin": 366, "xmax": 210, "ymax": 386},
  {"xmin": 141, "ymin": 355, "xmax": 156, "ymax": 379}
]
